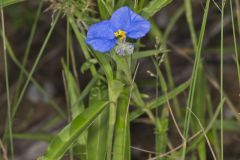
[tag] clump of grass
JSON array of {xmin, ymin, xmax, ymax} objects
[{"xmin": 1, "ymin": 0, "xmax": 240, "ymax": 160}]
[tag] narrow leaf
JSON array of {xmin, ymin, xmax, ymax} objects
[
  {"xmin": 142, "ymin": 0, "xmax": 172, "ymax": 19},
  {"xmin": 113, "ymin": 91, "xmax": 129, "ymax": 160},
  {"xmin": 0, "ymin": 0, "xmax": 23, "ymax": 7},
  {"xmin": 41, "ymin": 101, "xmax": 109, "ymax": 160},
  {"xmin": 87, "ymin": 84, "xmax": 109, "ymax": 160},
  {"xmin": 62, "ymin": 62, "xmax": 87, "ymax": 160}
]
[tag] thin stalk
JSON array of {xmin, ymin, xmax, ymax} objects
[
  {"xmin": 163, "ymin": 52, "xmax": 181, "ymax": 117},
  {"xmin": 184, "ymin": 0, "xmax": 198, "ymax": 51},
  {"xmin": 220, "ymin": 1, "xmax": 226, "ymax": 160},
  {"xmin": 187, "ymin": 109, "xmax": 217, "ymax": 160},
  {"xmin": 153, "ymin": 57, "xmax": 184, "ymax": 159},
  {"xmin": 230, "ymin": 0, "xmax": 240, "ymax": 86},
  {"xmin": 186, "ymin": 99, "xmax": 225, "ymax": 153},
  {"xmin": 235, "ymin": 0, "xmax": 240, "ymax": 36},
  {"xmin": 69, "ymin": 32, "xmax": 79, "ymax": 82},
  {"xmin": 65, "ymin": 16, "xmax": 74, "ymax": 160},
  {"xmin": 181, "ymin": 0, "xmax": 210, "ymax": 158},
  {"xmin": 0, "ymin": 139, "xmax": 8, "ymax": 160},
  {"xmin": 149, "ymin": 99, "xmax": 224, "ymax": 160},
  {"xmin": 206, "ymin": 82, "xmax": 221, "ymax": 159},
  {"xmin": 1, "ymin": 7, "xmax": 14, "ymax": 159},
  {"xmin": 66, "ymin": 17, "xmax": 70, "ymax": 67}
]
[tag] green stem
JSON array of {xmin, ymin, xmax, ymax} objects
[
  {"xmin": 106, "ymin": 92, "xmax": 117, "ymax": 160},
  {"xmin": 1, "ymin": 7, "xmax": 14, "ymax": 160},
  {"xmin": 220, "ymin": 1, "xmax": 226, "ymax": 160},
  {"xmin": 230, "ymin": 0, "xmax": 240, "ymax": 87},
  {"xmin": 181, "ymin": 0, "xmax": 210, "ymax": 158}
]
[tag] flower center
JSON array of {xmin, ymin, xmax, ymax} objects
[{"xmin": 114, "ymin": 30, "xmax": 126, "ymax": 41}]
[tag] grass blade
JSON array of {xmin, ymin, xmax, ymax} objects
[
  {"xmin": 0, "ymin": 0, "xmax": 23, "ymax": 7},
  {"xmin": 181, "ymin": 0, "xmax": 210, "ymax": 158},
  {"xmin": 192, "ymin": 68, "xmax": 207, "ymax": 160},
  {"xmin": 230, "ymin": 0, "xmax": 240, "ymax": 86},
  {"xmin": 1, "ymin": 6, "xmax": 14, "ymax": 160},
  {"xmin": 41, "ymin": 101, "xmax": 110, "ymax": 160},
  {"xmin": 106, "ymin": 79, "xmax": 124, "ymax": 160},
  {"xmin": 113, "ymin": 91, "xmax": 129, "ymax": 160},
  {"xmin": 220, "ymin": 2, "xmax": 226, "ymax": 160},
  {"xmin": 62, "ymin": 61, "xmax": 87, "ymax": 160},
  {"xmin": 87, "ymin": 84, "xmax": 109, "ymax": 160},
  {"xmin": 142, "ymin": 0, "xmax": 172, "ymax": 19},
  {"xmin": 98, "ymin": 0, "xmax": 112, "ymax": 19}
]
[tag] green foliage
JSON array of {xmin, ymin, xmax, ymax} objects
[
  {"xmin": 97, "ymin": 0, "xmax": 112, "ymax": 19},
  {"xmin": 0, "ymin": 0, "xmax": 23, "ymax": 8},
  {"xmin": 1, "ymin": 0, "xmax": 239, "ymax": 160},
  {"xmin": 41, "ymin": 101, "xmax": 109, "ymax": 160},
  {"xmin": 113, "ymin": 90, "xmax": 130, "ymax": 160},
  {"xmin": 87, "ymin": 84, "xmax": 109, "ymax": 160},
  {"xmin": 142, "ymin": 0, "xmax": 172, "ymax": 19},
  {"xmin": 63, "ymin": 61, "xmax": 87, "ymax": 160}
]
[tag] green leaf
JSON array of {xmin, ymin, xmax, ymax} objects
[
  {"xmin": 41, "ymin": 101, "xmax": 109, "ymax": 160},
  {"xmin": 192, "ymin": 67, "xmax": 207, "ymax": 160},
  {"xmin": 113, "ymin": 91, "xmax": 129, "ymax": 160},
  {"xmin": 63, "ymin": 62, "xmax": 84, "ymax": 118},
  {"xmin": 106, "ymin": 79, "xmax": 125, "ymax": 160},
  {"xmin": 87, "ymin": 84, "xmax": 109, "ymax": 160},
  {"xmin": 142, "ymin": 0, "xmax": 172, "ymax": 19},
  {"xmin": 13, "ymin": 133, "xmax": 53, "ymax": 142},
  {"xmin": 62, "ymin": 62, "xmax": 87, "ymax": 159},
  {"xmin": 0, "ymin": 0, "xmax": 23, "ymax": 7}
]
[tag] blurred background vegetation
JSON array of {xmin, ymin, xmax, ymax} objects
[{"xmin": 0, "ymin": 0, "xmax": 240, "ymax": 160}]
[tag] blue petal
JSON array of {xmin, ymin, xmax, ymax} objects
[
  {"xmin": 110, "ymin": 6, "xmax": 151, "ymax": 39},
  {"xmin": 110, "ymin": 6, "xmax": 131, "ymax": 31},
  {"xmin": 87, "ymin": 39, "xmax": 116, "ymax": 52},
  {"xmin": 86, "ymin": 20, "xmax": 115, "ymax": 39},
  {"xmin": 86, "ymin": 20, "xmax": 116, "ymax": 52},
  {"xmin": 126, "ymin": 15, "xmax": 151, "ymax": 39}
]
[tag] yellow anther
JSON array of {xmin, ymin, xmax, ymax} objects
[{"xmin": 114, "ymin": 30, "xmax": 126, "ymax": 41}]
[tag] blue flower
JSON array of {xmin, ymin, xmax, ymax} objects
[{"xmin": 86, "ymin": 6, "xmax": 151, "ymax": 53}]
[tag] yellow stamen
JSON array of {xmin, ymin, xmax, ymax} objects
[{"xmin": 114, "ymin": 30, "xmax": 126, "ymax": 41}]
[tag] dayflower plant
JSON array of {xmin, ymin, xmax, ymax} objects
[{"xmin": 86, "ymin": 6, "xmax": 151, "ymax": 55}]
